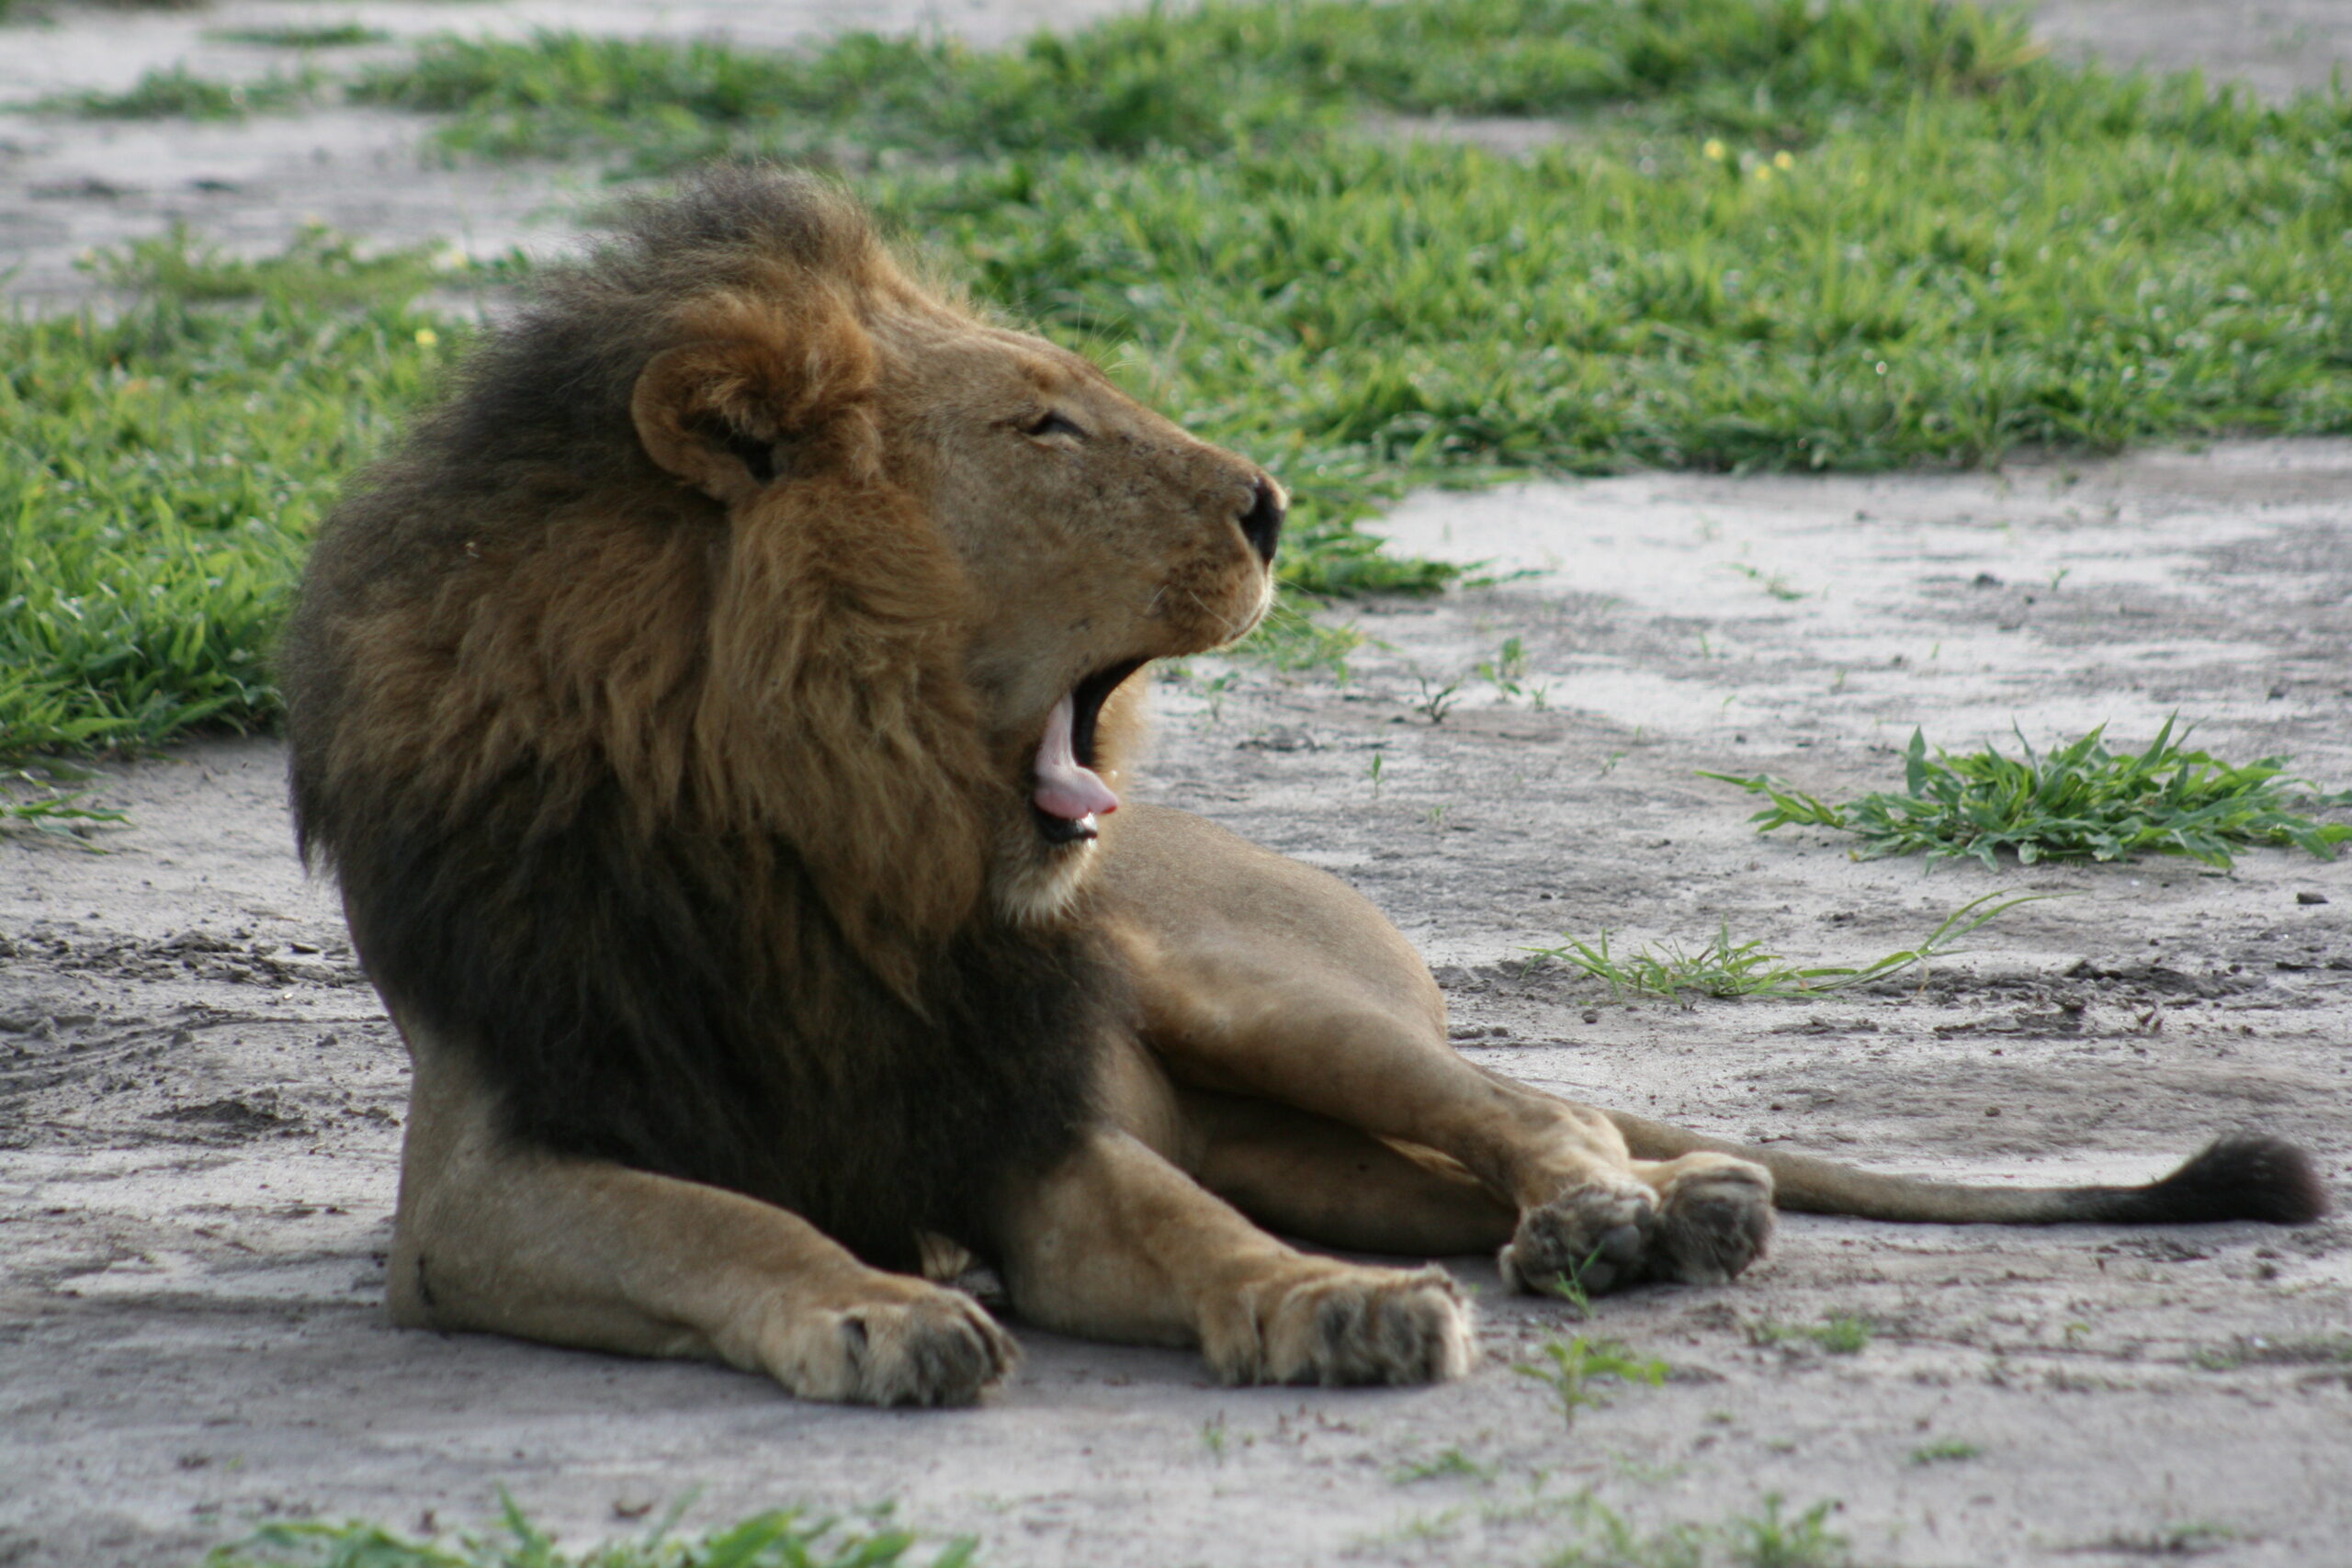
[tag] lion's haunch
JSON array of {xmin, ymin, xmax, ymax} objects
[{"xmin": 1034, "ymin": 691, "xmax": 1120, "ymax": 826}]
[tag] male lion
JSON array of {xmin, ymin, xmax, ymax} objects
[{"xmin": 280, "ymin": 169, "xmax": 2324, "ymax": 1406}]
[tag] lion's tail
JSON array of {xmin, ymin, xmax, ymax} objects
[{"xmin": 1606, "ymin": 1113, "xmax": 2329, "ymax": 1226}]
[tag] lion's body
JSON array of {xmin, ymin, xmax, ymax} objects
[{"xmin": 283, "ymin": 171, "xmax": 2324, "ymax": 1405}]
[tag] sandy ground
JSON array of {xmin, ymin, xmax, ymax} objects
[{"xmin": 5, "ymin": 3, "xmax": 2352, "ymax": 1567}]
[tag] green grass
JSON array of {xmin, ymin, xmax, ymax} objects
[
  {"xmin": 213, "ymin": 24, "xmax": 392, "ymax": 49},
  {"xmin": 0, "ymin": 762, "xmax": 129, "ymax": 845},
  {"xmin": 81, "ymin": 222, "xmax": 456, "ymax": 306},
  {"xmin": 1907, "ymin": 1437, "xmax": 1984, "ymax": 1465},
  {"xmin": 13, "ymin": 0, "xmax": 2352, "ymax": 757},
  {"xmin": 1542, "ymin": 1493, "xmax": 1850, "ymax": 1568},
  {"xmin": 206, "ymin": 1498, "xmax": 976, "ymax": 1567},
  {"xmin": 1516, "ymin": 1335, "xmax": 1671, "ymax": 1427},
  {"xmin": 1708, "ymin": 719, "xmax": 2352, "ymax": 870},
  {"xmin": 54, "ymin": 63, "xmax": 319, "ymax": 119},
  {"xmin": 1747, "ymin": 1314, "xmax": 1873, "ymax": 1354},
  {"xmin": 1392, "ymin": 1445, "xmax": 1497, "ymax": 1484},
  {"xmin": 0, "ymin": 296, "xmax": 450, "ymax": 756},
  {"xmin": 2190, "ymin": 1333, "xmax": 2352, "ymax": 1371},
  {"xmin": 345, "ymin": 0, "xmax": 2048, "ymax": 166},
  {"xmin": 1724, "ymin": 1496, "xmax": 1850, "ymax": 1568},
  {"xmin": 1525, "ymin": 891, "xmax": 2039, "ymax": 1006}
]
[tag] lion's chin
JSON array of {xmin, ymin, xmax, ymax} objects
[{"xmin": 995, "ymin": 833, "xmax": 1098, "ymax": 927}]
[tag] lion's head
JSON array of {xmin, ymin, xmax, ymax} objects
[
  {"xmin": 618, "ymin": 176, "xmax": 1283, "ymax": 929},
  {"xmin": 278, "ymin": 169, "xmax": 1281, "ymax": 1262}
]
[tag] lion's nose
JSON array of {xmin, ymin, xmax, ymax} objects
[{"xmin": 1237, "ymin": 477, "xmax": 1283, "ymax": 567}]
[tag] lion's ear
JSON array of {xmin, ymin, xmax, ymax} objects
[{"xmin": 630, "ymin": 310, "xmax": 880, "ymax": 506}]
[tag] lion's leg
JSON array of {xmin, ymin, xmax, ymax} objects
[
  {"xmin": 389, "ymin": 1022, "xmax": 1014, "ymax": 1406},
  {"xmin": 1101, "ymin": 804, "xmax": 1772, "ymax": 1292},
  {"xmin": 1167, "ymin": 988, "xmax": 1770, "ymax": 1291},
  {"xmin": 1184, "ymin": 1089, "xmax": 1515, "ymax": 1255},
  {"xmin": 987, "ymin": 1125, "xmax": 1475, "ymax": 1386}
]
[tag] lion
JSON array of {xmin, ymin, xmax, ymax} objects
[{"xmin": 278, "ymin": 168, "xmax": 2326, "ymax": 1407}]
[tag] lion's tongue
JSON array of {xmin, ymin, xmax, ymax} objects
[{"xmin": 1033, "ymin": 692, "xmax": 1120, "ymax": 825}]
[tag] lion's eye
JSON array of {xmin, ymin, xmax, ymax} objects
[{"xmin": 1024, "ymin": 411, "xmax": 1087, "ymax": 441}]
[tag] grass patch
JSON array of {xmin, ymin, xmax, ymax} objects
[
  {"xmin": 1724, "ymin": 1496, "xmax": 1850, "ymax": 1568},
  {"xmin": 0, "ymin": 763, "xmax": 128, "ymax": 847},
  {"xmin": 55, "ymin": 63, "xmax": 318, "ymax": 119},
  {"xmin": 1747, "ymin": 1314, "xmax": 1873, "ymax": 1354},
  {"xmin": 206, "ymin": 1498, "xmax": 976, "ymax": 1567},
  {"xmin": 1907, "ymin": 1437, "xmax": 1984, "ymax": 1465},
  {"xmin": 0, "ymin": 293, "xmax": 451, "ymax": 757},
  {"xmin": 1525, "ymin": 891, "xmax": 2037, "ymax": 1006},
  {"xmin": 1393, "ymin": 1445, "xmax": 1497, "ymax": 1484},
  {"xmin": 1517, "ymin": 1335, "xmax": 1671, "ymax": 1427},
  {"xmin": 78, "ymin": 222, "xmax": 456, "ymax": 306},
  {"xmin": 213, "ymin": 24, "xmax": 391, "ymax": 48},
  {"xmin": 347, "ymin": 0, "xmax": 2048, "ymax": 167},
  {"xmin": 1708, "ymin": 719, "xmax": 2352, "ymax": 870},
  {"xmin": 1543, "ymin": 1493, "xmax": 1849, "ymax": 1568},
  {"xmin": 2190, "ymin": 1333, "xmax": 2352, "ymax": 1371},
  {"xmin": 14, "ymin": 0, "xmax": 2352, "ymax": 755}
]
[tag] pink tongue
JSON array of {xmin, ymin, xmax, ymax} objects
[{"xmin": 1033, "ymin": 692, "xmax": 1121, "ymax": 824}]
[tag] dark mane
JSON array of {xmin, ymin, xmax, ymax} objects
[{"xmin": 278, "ymin": 169, "xmax": 1108, "ymax": 1267}]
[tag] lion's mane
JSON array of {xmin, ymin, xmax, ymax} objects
[{"xmin": 279, "ymin": 172, "xmax": 1117, "ymax": 1268}]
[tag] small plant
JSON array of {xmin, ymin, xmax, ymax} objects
[
  {"xmin": 1544, "ymin": 1493, "xmax": 1849, "ymax": 1568},
  {"xmin": 1524, "ymin": 892, "xmax": 2037, "ymax": 1007},
  {"xmin": 1746, "ymin": 1314, "xmax": 1872, "ymax": 1354},
  {"xmin": 1907, "ymin": 1437, "xmax": 1983, "ymax": 1465},
  {"xmin": 204, "ymin": 1495, "xmax": 977, "ymax": 1567},
  {"xmin": 1413, "ymin": 671, "xmax": 1465, "ymax": 724},
  {"xmin": 1809, "ymin": 1315, "xmax": 1871, "ymax": 1355},
  {"xmin": 1545, "ymin": 1495, "xmax": 1707, "ymax": 1568},
  {"xmin": 1193, "ymin": 671, "xmax": 1240, "ymax": 726},
  {"xmin": 59, "ymin": 63, "xmax": 319, "ymax": 119},
  {"xmin": 1476, "ymin": 636, "xmax": 1544, "ymax": 705},
  {"xmin": 1723, "ymin": 562, "xmax": 1807, "ymax": 601},
  {"xmin": 2087, "ymin": 1521, "xmax": 2237, "ymax": 1557},
  {"xmin": 1, "ymin": 765, "xmax": 129, "ymax": 846},
  {"xmin": 1707, "ymin": 719, "xmax": 2352, "ymax": 870},
  {"xmin": 2190, "ymin": 1333, "xmax": 2352, "ymax": 1371},
  {"xmin": 1724, "ymin": 1495, "xmax": 1849, "ymax": 1568},
  {"xmin": 1392, "ymin": 1445, "xmax": 1494, "ymax": 1484},
  {"xmin": 1538, "ymin": 1244, "xmax": 1608, "ymax": 1322},
  {"xmin": 1238, "ymin": 604, "xmax": 1365, "ymax": 677},
  {"xmin": 213, "ymin": 23, "xmax": 390, "ymax": 48},
  {"xmin": 1516, "ymin": 1336, "xmax": 1669, "ymax": 1428},
  {"xmin": 1200, "ymin": 1413, "xmax": 1229, "ymax": 1459},
  {"xmin": 80, "ymin": 221, "xmax": 449, "ymax": 306}
]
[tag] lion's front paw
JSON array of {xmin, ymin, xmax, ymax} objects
[
  {"xmin": 1643, "ymin": 1156, "xmax": 1774, "ymax": 1285},
  {"xmin": 1498, "ymin": 1178, "xmax": 1657, "ymax": 1296},
  {"xmin": 759, "ymin": 1283, "xmax": 1018, "ymax": 1406},
  {"xmin": 1209, "ymin": 1263, "xmax": 1475, "ymax": 1387}
]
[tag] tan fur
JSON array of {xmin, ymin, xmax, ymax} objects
[{"xmin": 288, "ymin": 173, "xmax": 2317, "ymax": 1410}]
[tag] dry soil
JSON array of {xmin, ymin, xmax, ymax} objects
[{"xmin": 4, "ymin": 4, "xmax": 2351, "ymax": 1567}]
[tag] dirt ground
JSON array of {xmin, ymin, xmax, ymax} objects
[{"xmin": 6, "ymin": 5, "xmax": 2352, "ymax": 1568}]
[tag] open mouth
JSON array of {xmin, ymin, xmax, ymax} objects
[{"xmin": 1031, "ymin": 658, "xmax": 1147, "ymax": 845}]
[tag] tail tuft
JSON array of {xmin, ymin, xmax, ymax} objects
[{"xmin": 2125, "ymin": 1135, "xmax": 2330, "ymax": 1225}]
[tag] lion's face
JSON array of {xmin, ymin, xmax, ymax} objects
[
  {"xmin": 876, "ymin": 319, "xmax": 1282, "ymax": 885},
  {"xmin": 630, "ymin": 247, "xmax": 1281, "ymax": 926}
]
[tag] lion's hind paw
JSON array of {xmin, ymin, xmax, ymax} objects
[
  {"xmin": 1644, "ymin": 1156, "xmax": 1774, "ymax": 1286},
  {"xmin": 1498, "ymin": 1178, "xmax": 1657, "ymax": 1297},
  {"xmin": 1215, "ymin": 1263, "xmax": 1475, "ymax": 1387}
]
